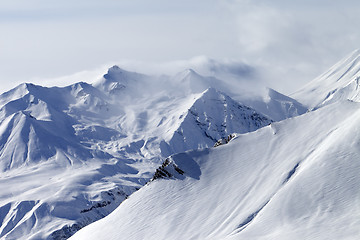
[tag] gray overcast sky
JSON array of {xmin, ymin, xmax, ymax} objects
[{"xmin": 1, "ymin": 0, "xmax": 360, "ymax": 94}]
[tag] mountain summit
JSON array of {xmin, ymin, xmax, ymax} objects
[{"xmin": 160, "ymin": 87, "xmax": 272, "ymax": 157}]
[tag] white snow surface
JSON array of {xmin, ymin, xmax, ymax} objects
[
  {"xmin": 293, "ymin": 49, "xmax": 360, "ymax": 108},
  {"xmin": 3, "ymin": 51, "xmax": 360, "ymax": 240},
  {"xmin": 71, "ymin": 99, "xmax": 360, "ymax": 240},
  {"xmin": 0, "ymin": 67, "xmax": 278, "ymax": 239}
]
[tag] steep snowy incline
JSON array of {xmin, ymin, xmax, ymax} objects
[
  {"xmin": 293, "ymin": 49, "xmax": 360, "ymax": 108},
  {"xmin": 71, "ymin": 99, "xmax": 360, "ymax": 240}
]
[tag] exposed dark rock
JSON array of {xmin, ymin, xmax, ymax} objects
[
  {"xmin": 214, "ymin": 134, "xmax": 236, "ymax": 147},
  {"xmin": 152, "ymin": 158, "xmax": 185, "ymax": 181}
]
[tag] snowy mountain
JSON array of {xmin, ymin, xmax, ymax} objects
[
  {"xmin": 159, "ymin": 87, "xmax": 272, "ymax": 157},
  {"xmin": 70, "ymin": 53, "xmax": 360, "ymax": 240},
  {"xmin": 71, "ymin": 89, "xmax": 360, "ymax": 240},
  {"xmin": 0, "ymin": 67, "xmax": 274, "ymax": 239},
  {"xmin": 293, "ymin": 49, "xmax": 360, "ymax": 108}
]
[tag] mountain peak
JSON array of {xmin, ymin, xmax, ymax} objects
[
  {"xmin": 175, "ymin": 68, "xmax": 200, "ymax": 80},
  {"xmin": 184, "ymin": 68, "xmax": 197, "ymax": 75},
  {"xmin": 266, "ymin": 87, "xmax": 297, "ymax": 103},
  {"xmin": 346, "ymin": 48, "xmax": 360, "ymax": 60},
  {"xmin": 160, "ymin": 87, "xmax": 272, "ymax": 157},
  {"xmin": 109, "ymin": 65, "xmax": 122, "ymax": 71},
  {"xmin": 12, "ymin": 82, "xmax": 36, "ymax": 93},
  {"xmin": 0, "ymin": 83, "xmax": 44, "ymax": 109},
  {"xmin": 201, "ymin": 86, "xmax": 218, "ymax": 96},
  {"xmin": 93, "ymin": 66, "xmax": 146, "ymax": 94},
  {"xmin": 103, "ymin": 65, "xmax": 131, "ymax": 81},
  {"xmin": 237, "ymin": 87, "xmax": 307, "ymax": 121},
  {"xmin": 172, "ymin": 69, "xmax": 221, "ymax": 94}
]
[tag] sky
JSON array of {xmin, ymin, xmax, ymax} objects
[{"xmin": 1, "ymin": 0, "xmax": 360, "ymax": 94}]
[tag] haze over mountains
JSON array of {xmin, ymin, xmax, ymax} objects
[{"xmin": 1, "ymin": 51, "xmax": 360, "ymax": 240}]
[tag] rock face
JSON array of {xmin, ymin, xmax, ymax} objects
[
  {"xmin": 151, "ymin": 158, "xmax": 185, "ymax": 181},
  {"xmin": 0, "ymin": 67, "xmax": 275, "ymax": 239},
  {"xmin": 213, "ymin": 134, "xmax": 236, "ymax": 147}
]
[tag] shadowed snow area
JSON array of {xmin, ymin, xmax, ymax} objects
[{"xmin": 0, "ymin": 67, "xmax": 286, "ymax": 239}]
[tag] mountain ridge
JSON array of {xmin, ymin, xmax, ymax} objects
[
  {"xmin": 0, "ymin": 67, "xmax": 285, "ymax": 239},
  {"xmin": 69, "ymin": 52, "xmax": 360, "ymax": 240},
  {"xmin": 71, "ymin": 99, "xmax": 360, "ymax": 240}
]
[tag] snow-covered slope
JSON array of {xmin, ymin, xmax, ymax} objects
[
  {"xmin": 240, "ymin": 87, "xmax": 308, "ymax": 121},
  {"xmin": 0, "ymin": 82, "xmax": 142, "ymax": 240},
  {"xmin": 0, "ymin": 83, "xmax": 96, "ymax": 172},
  {"xmin": 293, "ymin": 49, "xmax": 360, "ymax": 108},
  {"xmin": 0, "ymin": 67, "xmax": 274, "ymax": 239},
  {"xmin": 71, "ymin": 99, "xmax": 360, "ymax": 240},
  {"xmin": 5, "ymin": 50, "xmax": 360, "ymax": 240}
]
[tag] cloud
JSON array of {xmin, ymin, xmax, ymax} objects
[
  {"xmin": 32, "ymin": 66, "xmax": 111, "ymax": 88},
  {"xmin": 112, "ymin": 56, "xmax": 256, "ymax": 81},
  {"xmin": 23, "ymin": 56, "xmax": 261, "ymax": 99},
  {"xmin": 0, "ymin": 0, "xmax": 240, "ymax": 93},
  {"xmin": 224, "ymin": 0, "xmax": 360, "ymax": 94},
  {"xmin": 2, "ymin": 0, "xmax": 360, "ymax": 96}
]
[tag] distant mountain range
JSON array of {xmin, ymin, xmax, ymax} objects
[{"xmin": 5, "ymin": 51, "xmax": 360, "ymax": 240}]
